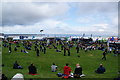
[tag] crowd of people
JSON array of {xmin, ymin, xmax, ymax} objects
[
  {"xmin": 2, "ymin": 63, "xmax": 106, "ymax": 80},
  {"xmin": 1, "ymin": 39, "xmax": 120, "ymax": 79},
  {"xmin": 2, "ymin": 39, "xmax": 120, "ymax": 57}
]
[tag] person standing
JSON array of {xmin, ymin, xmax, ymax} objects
[
  {"xmin": 113, "ymin": 48, "xmax": 117, "ymax": 56},
  {"xmin": 61, "ymin": 45, "xmax": 64, "ymax": 50},
  {"xmin": 9, "ymin": 46, "xmax": 12, "ymax": 53},
  {"xmin": 14, "ymin": 46, "xmax": 17, "ymax": 51},
  {"xmin": 109, "ymin": 47, "xmax": 112, "ymax": 53},
  {"xmin": 39, "ymin": 45, "xmax": 43, "ymax": 52},
  {"xmin": 64, "ymin": 47, "xmax": 66, "ymax": 56},
  {"xmin": 43, "ymin": 46, "xmax": 46, "ymax": 54},
  {"xmin": 36, "ymin": 48, "xmax": 40, "ymax": 56},
  {"xmin": 68, "ymin": 48, "xmax": 70, "ymax": 56},
  {"xmin": 76, "ymin": 45, "xmax": 79, "ymax": 53},
  {"xmin": 102, "ymin": 51, "xmax": 107, "ymax": 60},
  {"xmin": 85, "ymin": 47, "xmax": 88, "ymax": 52},
  {"xmin": 34, "ymin": 45, "xmax": 37, "ymax": 51}
]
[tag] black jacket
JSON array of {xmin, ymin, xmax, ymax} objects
[
  {"xmin": 28, "ymin": 65, "xmax": 37, "ymax": 74},
  {"xmin": 74, "ymin": 67, "xmax": 82, "ymax": 75}
]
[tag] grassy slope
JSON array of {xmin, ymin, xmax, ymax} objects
[{"xmin": 2, "ymin": 42, "xmax": 119, "ymax": 79}]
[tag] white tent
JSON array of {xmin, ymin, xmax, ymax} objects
[{"xmin": 11, "ymin": 73, "xmax": 24, "ymax": 80}]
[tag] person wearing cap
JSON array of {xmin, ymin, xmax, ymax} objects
[
  {"xmin": 74, "ymin": 64, "xmax": 82, "ymax": 78},
  {"xmin": 95, "ymin": 64, "xmax": 106, "ymax": 74}
]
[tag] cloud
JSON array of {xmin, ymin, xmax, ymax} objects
[
  {"xmin": 92, "ymin": 24, "xmax": 108, "ymax": 29},
  {"xmin": 77, "ymin": 17, "xmax": 93, "ymax": 23},
  {"xmin": 2, "ymin": 19, "xmax": 69, "ymax": 34},
  {"xmin": 2, "ymin": 2, "xmax": 70, "ymax": 26},
  {"xmin": 2, "ymin": 0, "xmax": 119, "ymax": 2},
  {"xmin": 76, "ymin": 2, "xmax": 118, "ymax": 15},
  {"xmin": 0, "ymin": 2, "xmax": 2, "ymax": 26},
  {"xmin": 2, "ymin": 19, "xmax": 117, "ymax": 36},
  {"xmin": 1, "ymin": 2, "xmax": 118, "ymax": 36},
  {"xmin": 74, "ymin": 2, "xmax": 118, "ymax": 35}
]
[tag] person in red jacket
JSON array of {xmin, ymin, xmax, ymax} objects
[{"xmin": 63, "ymin": 63, "xmax": 72, "ymax": 76}]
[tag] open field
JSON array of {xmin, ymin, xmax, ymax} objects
[{"xmin": 2, "ymin": 41, "xmax": 119, "ymax": 79}]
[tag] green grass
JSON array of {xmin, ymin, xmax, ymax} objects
[{"xmin": 2, "ymin": 42, "xmax": 119, "ymax": 79}]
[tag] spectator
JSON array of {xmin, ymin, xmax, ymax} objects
[
  {"xmin": 76, "ymin": 45, "xmax": 79, "ymax": 53},
  {"xmin": 43, "ymin": 47, "xmax": 46, "ymax": 54},
  {"xmin": 63, "ymin": 63, "xmax": 72, "ymax": 76},
  {"xmin": 36, "ymin": 48, "xmax": 40, "ymax": 56},
  {"xmin": 74, "ymin": 64, "xmax": 82, "ymax": 78},
  {"xmin": 28, "ymin": 64, "xmax": 37, "ymax": 74},
  {"xmin": 9, "ymin": 46, "xmax": 12, "ymax": 53},
  {"xmin": 102, "ymin": 51, "xmax": 107, "ymax": 60},
  {"xmin": 13, "ymin": 61, "xmax": 23, "ymax": 69},
  {"xmin": 1, "ymin": 74, "xmax": 8, "ymax": 80},
  {"xmin": 51, "ymin": 63, "xmax": 57, "ymax": 72},
  {"xmin": 95, "ymin": 64, "xmax": 106, "ymax": 74},
  {"xmin": 14, "ymin": 46, "xmax": 17, "ymax": 51}
]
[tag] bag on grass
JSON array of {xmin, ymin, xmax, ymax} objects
[{"xmin": 57, "ymin": 73, "xmax": 63, "ymax": 77}]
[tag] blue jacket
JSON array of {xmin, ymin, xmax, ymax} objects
[{"xmin": 97, "ymin": 66, "xmax": 106, "ymax": 73}]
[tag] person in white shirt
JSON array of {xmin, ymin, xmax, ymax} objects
[
  {"xmin": 51, "ymin": 63, "xmax": 57, "ymax": 72},
  {"xmin": 109, "ymin": 47, "xmax": 112, "ymax": 53}
]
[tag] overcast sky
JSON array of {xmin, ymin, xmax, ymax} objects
[{"xmin": 1, "ymin": 1, "xmax": 118, "ymax": 36}]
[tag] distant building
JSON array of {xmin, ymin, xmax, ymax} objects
[{"xmin": 3, "ymin": 33, "xmax": 45, "ymax": 40}]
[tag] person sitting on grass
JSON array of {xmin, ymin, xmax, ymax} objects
[
  {"xmin": 13, "ymin": 61, "xmax": 23, "ymax": 69},
  {"xmin": 74, "ymin": 64, "xmax": 82, "ymax": 78},
  {"xmin": 63, "ymin": 63, "xmax": 72, "ymax": 78},
  {"xmin": 24, "ymin": 46, "xmax": 31, "ymax": 50},
  {"xmin": 21, "ymin": 49, "xmax": 28, "ymax": 53},
  {"xmin": 56, "ymin": 49, "xmax": 61, "ymax": 52},
  {"xmin": 28, "ymin": 63, "xmax": 37, "ymax": 74},
  {"xmin": 1, "ymin": 74, "xmax": 8, "ymax": 80},
  {"xmin": 51, "ymin": 63, "xmax": 57, "ymax": 72},
  {"xmin": 95, "ymin": 64, "xmax": 106, "ymax": 74}
]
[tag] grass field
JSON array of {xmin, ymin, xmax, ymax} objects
[{"xmin": 2, "ymin": 41, "xmax": 119, "ymax": 79}]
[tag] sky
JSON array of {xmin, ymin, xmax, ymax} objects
[{"xmin": 1, "ymin": 1, "xmax": 119, "ymax": 36}]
